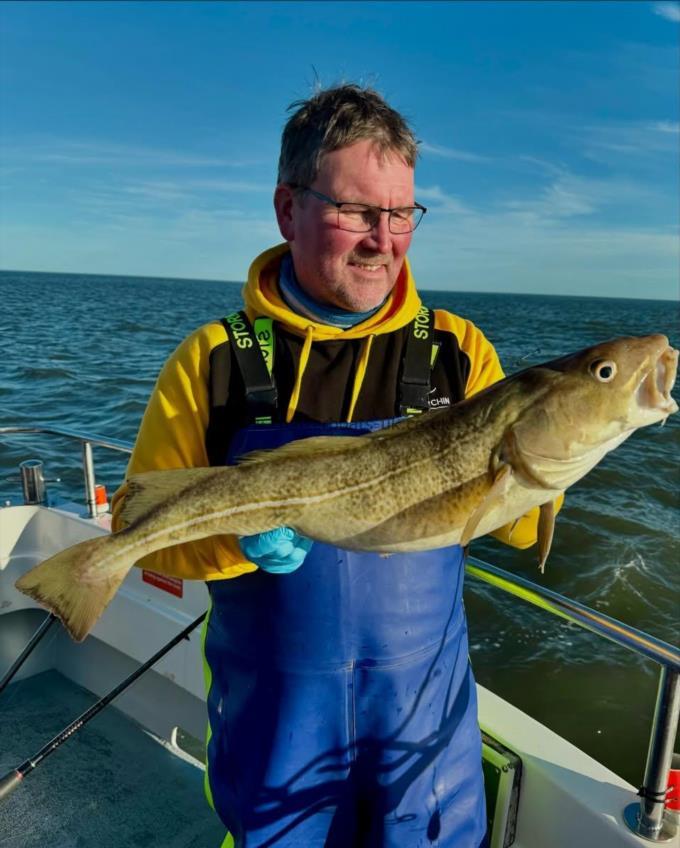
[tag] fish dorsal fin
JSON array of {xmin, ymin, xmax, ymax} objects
[
  {"xmin": 460, "ymin": 464, "xmax": 514, "ymax": 546},
  {"xmin": 238, "ymin": 435, "xmax": 367, "ymax": 466},
  {"xmin": 239, "ymin": 414, "xmax": 433, "ymax": 466},
  {"xmin": 120, "ymin": 467, "xmax": 219, "ymax": 526},
  {"xmin": 537, "ymin": 499, "xmax": 556, "ymax": 573}
]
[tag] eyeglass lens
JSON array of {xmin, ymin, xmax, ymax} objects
[{"xmin": 337, "ymin": 204, "xmax": 422, "ymax": 234}]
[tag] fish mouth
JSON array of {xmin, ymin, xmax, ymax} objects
[{"xmin": 637, "ymin": 344, "xmax": 679, "ymax": 415}]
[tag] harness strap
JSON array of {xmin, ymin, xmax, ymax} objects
[
  {"xmin": 221, "ymin": 312, "xmax": 277, "ymax": 424},
  {"xmin": 222, "ymin": 307, "xmax": 435, "ymax": 424},
  {"xmin": 399, "ymin": 305, "xmax": 434, "ymax": 415}
]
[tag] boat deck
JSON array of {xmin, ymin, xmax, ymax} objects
[{"xmin": 0, "ymin": 670, "xmax": 226, "ymax": 848}]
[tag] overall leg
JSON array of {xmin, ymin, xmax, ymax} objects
[
  {"xmin": 206, "ymin": 650, "xmax": 360, "ymax": 847},
  {"xmin": 353, "ymin": 624, "xmax": 486, "ymax": 848}
]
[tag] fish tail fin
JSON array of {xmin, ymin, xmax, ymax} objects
[{"xmin": 15, "ymin": 536, "xmax": 131, "ymax": 642}]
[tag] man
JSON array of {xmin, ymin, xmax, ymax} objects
[{"xmin": 113, "ymin": 84, "xmax": 547, "ymax": 848}]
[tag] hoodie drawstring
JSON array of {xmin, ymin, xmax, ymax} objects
[
  {"xmin": 346, "ymin": 334, "xmax": 375, "ymax": 423},
  {"xmin": 285, "ymin": 330, "xmax": 376, "ymax": 425},
  {"xmin": 285, "ymin": 326, "xmax": 314, "ymax": 424}
]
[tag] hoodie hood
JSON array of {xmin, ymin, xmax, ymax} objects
[{"xmin": 242, "ymin": 243, "xmax": 422, "ymax": 340}]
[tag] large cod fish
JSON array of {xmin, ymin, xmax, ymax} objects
[{"xmin": 16, "ymin": 334, "xmax": 678, "ymax": 642}]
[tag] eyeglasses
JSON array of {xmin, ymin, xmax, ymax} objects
[{"xmin": 291, "ymin": 185, "xmax": 427, "ymax": 234}]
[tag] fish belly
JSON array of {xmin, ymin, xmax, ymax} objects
[{"xmin": 336, "ymin": 475, "xmax": 561, "ymax": 553}]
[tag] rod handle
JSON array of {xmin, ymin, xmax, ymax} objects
[{"xmin": 0, "ymin": 770, "xmax": 23, "ymax": 801}]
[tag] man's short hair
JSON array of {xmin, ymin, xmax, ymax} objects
[{"xmin": 278, "ymin": 84, "xmax": 419, "ymax": 186}]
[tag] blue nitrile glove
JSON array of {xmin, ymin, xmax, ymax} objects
[{"xmin": 239, "ymin": 527, "xmax": 313, "ymax": 574}]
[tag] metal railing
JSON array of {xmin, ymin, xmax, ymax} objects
[
  {"xmin": 466, "ymin": 558, "xmax": 679, "ymax": 842},
  {"xmin": 0, "ymin": 425, "xmax": 132, "ymax": 518},
  {"xmin": 1, "ymin": 425, "xmax": 678, "ymax": 841}
]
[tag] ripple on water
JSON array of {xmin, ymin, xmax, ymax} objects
[
  {"xmin": 20, "ymin": 367, "xmax": 77, "ymax": 381},
  {"xmin": 111, "ymin": 321, "xmax": 152, "ymax": 333},
  {"xmin": 48, "ymin": 352, "xmax": 79, "ymax": 362},
  {"xmin": 94, "ymin": 375, "xmax": 157, "ymax": 390},
  {"xmin": 110, "ymin": 399, "xmax": 148, "ymax": 414}
]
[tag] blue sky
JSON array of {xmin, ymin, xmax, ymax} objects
[{"xmin": 0, "ymin": 1, "xmax": 678, "ymax": 299}]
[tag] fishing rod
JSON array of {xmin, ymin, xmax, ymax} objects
[
  {"xmin": 0, "ymin": 611, "xmax": 206, "ymax": 801},
  {"xmin": 0, "ymin": 613, "xmax": 57, "ymax": 696}
]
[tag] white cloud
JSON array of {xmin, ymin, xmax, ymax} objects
[
  {"xmin": 0, "ymin": 213, "xmax": 281, "ymax": 281},
  {"xmin": 407, "ymin": 163, "xmax": 678, "ymax": 298},
  {"xmin": 410, "ymin": 211, "xmax": 678, "ymax": 300},
  {"xmin": 517, "ymin": 156, "xmax": 566, "ymax": 177},
  {"xmin": 420, "ymin": 141, "xmax": 490, "ymax": 163},
  {"xmin": 415, "ymin": 184, "xmax": 473, "ymax": 215},
  {"xmin": 41, "ymin": 177, "xmax": 273, "ymax": 225},
  {"xmin": 653, "ymin": 2, "xmax": 680, "ymax": 22},
  {"xmin": 119, "ymin": 179, "xmax": 271, "ymax": 201},
  {"xmin": 183, "ymin": 179, "xmax": 272, "ymax": 193},
  {"xmin": 0, "ymin": 139, "xmax": 266, "ymax": 169},
  {"xmin": 419, "ymin": 167, "xmax": 664, "ymax": 227},
  {"xmin": 652, "ymin": 120, "xmax": 680, "ymax": 134},
  {"xmin": 120, "ymin": 182, "xmax": 190, "ymax": 202},
  {"xmin": 505, "ymin": 181, "xmax": 595, "ymax": 219},
  {"xmin": 581, "ymin": 119, "xmax": 680, "ymax": 158},
  {"xmin": 502, "ymin": 170, "xmax": 662, "ymax": 221}
]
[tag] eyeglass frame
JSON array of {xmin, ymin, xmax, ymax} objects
[{"xmin": 288, "ymin": 184, "xmax": 427, "ymax": 234}]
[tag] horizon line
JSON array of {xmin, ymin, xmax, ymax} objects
[{"xmin": 0, "ymin": 267, "xmax": 677, "ymax": 304}]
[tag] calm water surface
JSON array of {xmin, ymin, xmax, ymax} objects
[{"xmin": 1, "ymin": 269, "xmax": 678, "ymax": 785}]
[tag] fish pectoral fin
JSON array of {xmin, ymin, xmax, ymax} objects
[
  {"xmin": 537, "ymin": 499, "xmax": 556, "ymax": 574},
  {"xmin": 238, "ymin": 435, "xmax": 366, "ymax": 465},
  {"xmin": 121, "ymin": 467, "xmax": 220, "ymax": 526},
  {"xmin": 460, "ymin": 464, "xmax": 513, "ymax": 546}
]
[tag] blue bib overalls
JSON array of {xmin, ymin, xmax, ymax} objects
[{"xmin": 203, "ymin": 419, "xmax": 486, "ymax": 847}]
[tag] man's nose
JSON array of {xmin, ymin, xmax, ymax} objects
[{"xmin": 362, "ymin": 212, "xmax": 393, "ymax": 253}]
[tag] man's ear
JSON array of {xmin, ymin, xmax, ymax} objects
[{"xmin": 274, "ymin": 184, "xmax": 295, "ymax": 242}]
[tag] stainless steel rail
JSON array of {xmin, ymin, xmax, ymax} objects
[
  {"xmin": 1, "ymin": 425, "xmax": 678, "ymax": 841},
  {"xmin": 466, "ymin": 558, "xmax": 679, "ymax": 842},
  {"xmin": 465, "ymin": 558, "xmax": 680, "ymax": 672},
  {"xmin": 0, "ymin": 425, "xmax": 132, "ymax": 518}
]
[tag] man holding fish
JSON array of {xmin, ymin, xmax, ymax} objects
[
  {"xmin": 17, "ymin": 84, "xmax": 678, "ymax": 847},
  {"xmin": 121, "ymin": 84, "xmax": 536, "ymax": 848}
]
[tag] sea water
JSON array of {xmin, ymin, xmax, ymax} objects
[{"xmin": 0, "ymin": 269, "xmax": 678, "ymax": 788}]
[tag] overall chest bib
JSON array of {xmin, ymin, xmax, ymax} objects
[{"xmin": 203, "ymin": 418, "xmax": 486, "ymax": 848}]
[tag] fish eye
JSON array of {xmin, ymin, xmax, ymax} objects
[{"xmin": 590, "ymin": 359, "xmax": 617, "ymax": 382}]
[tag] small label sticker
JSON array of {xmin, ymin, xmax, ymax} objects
[{"xmin": 142, "ymin": 570, "xmax": 184, "ymax": 598}]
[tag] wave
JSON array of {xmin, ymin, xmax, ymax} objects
[
  {"xmin": 112, "ymin": 320, "xmax": 153, "ymax": 333},
  {"xmin": 19, "ymin": 367, "xmax": 76, "ymax": 381}
]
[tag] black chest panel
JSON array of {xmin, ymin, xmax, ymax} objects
[{"xmin": 205, "ymin": 313, "xmax": 471, "ymax": 467}]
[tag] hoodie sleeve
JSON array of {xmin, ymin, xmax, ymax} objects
[
  {"xmin": 110, "ymin": 322, "xmax": 256, "ymax": 581},
  {"xmin": 434, "ymin": 310, "xmax": 563, "ymax": 550}
]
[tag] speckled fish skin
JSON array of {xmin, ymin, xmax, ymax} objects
[{"xmin": 15, "ymin": 334, "xmax": 679, "ymax": 641}]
